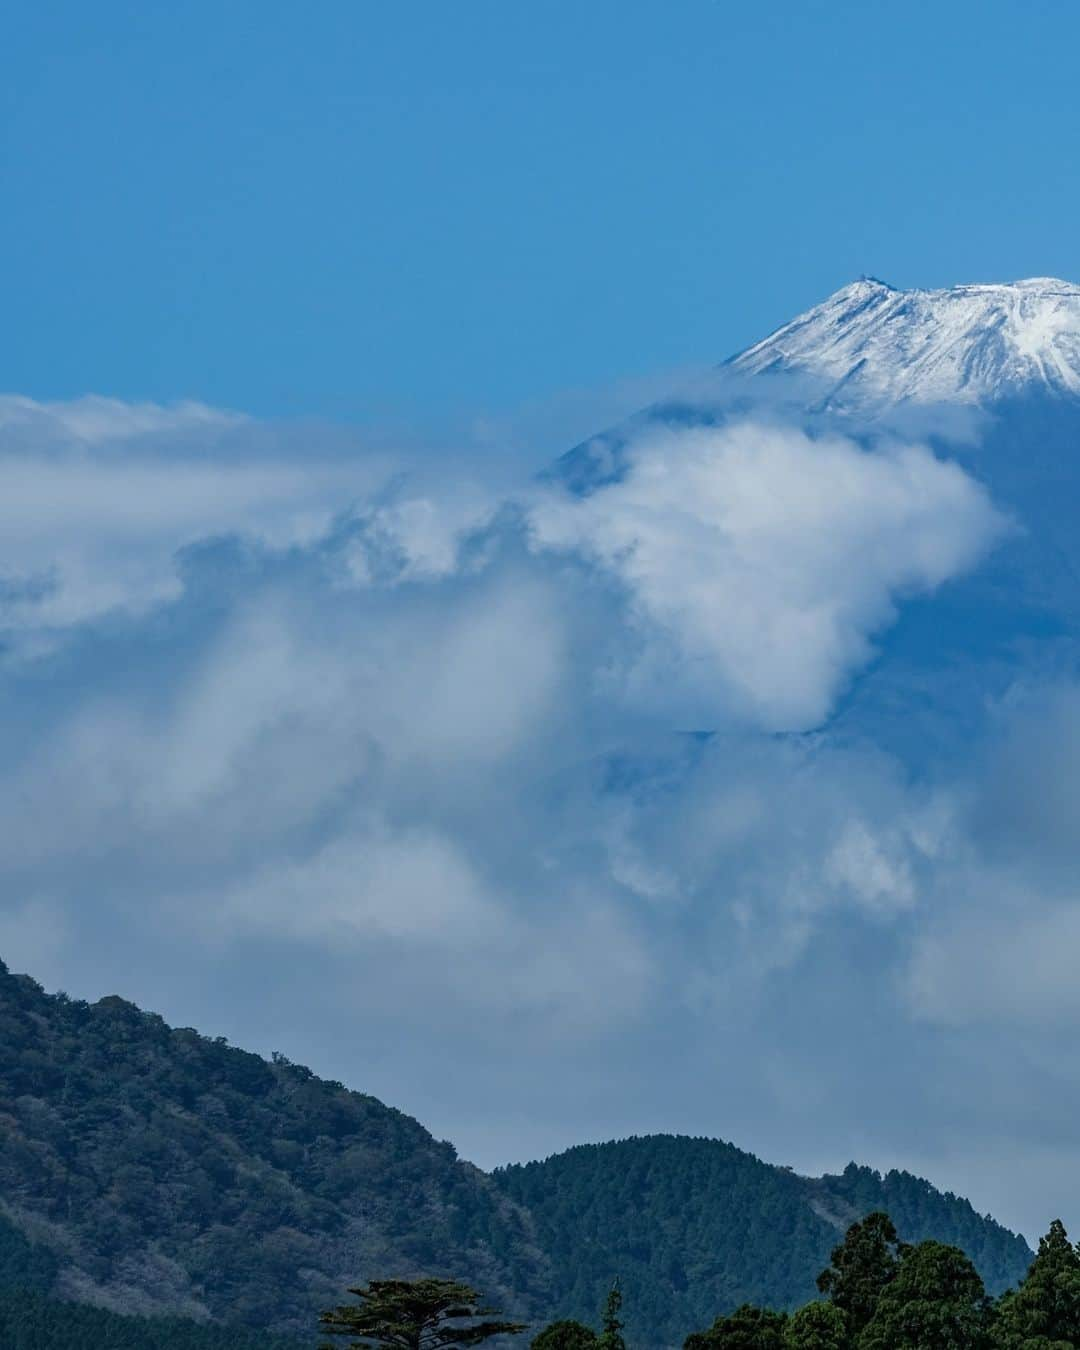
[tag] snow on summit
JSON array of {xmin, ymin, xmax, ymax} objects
[{"xmin": 729, "ymin": 277, "xmax": 1080, "ymax": 407}]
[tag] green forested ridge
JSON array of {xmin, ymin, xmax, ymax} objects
[
  {"xmin": 0, "ymin": 958, "xmax": 1033, "ymax": 1347},
  {"xmin": 493, "ymin": 1138, "xmax": 1031, "ymax": 1347},
  {"xmin": 0, "ymin": 960, "xmax": 548, "ymax": 1334}
]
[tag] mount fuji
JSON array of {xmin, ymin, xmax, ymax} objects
[
  {"xmin": 552, "ymin": 276, "xmax": 1080, "ymax": 751},
  {"xmin": 731, "ymin": 277, "xmax": 1080, "ymax": 631},
  {"xmin": 561, "ymin": 276, "xmax": 1080, "ymax": 474},
  {"xmin": 729, "ymin": 276, "xmax": 1080, "ymax": 409}
]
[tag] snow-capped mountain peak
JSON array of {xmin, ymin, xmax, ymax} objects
[{"xmin": 728, "ymin": 276, "xmax": 1080, "ymax": 407}]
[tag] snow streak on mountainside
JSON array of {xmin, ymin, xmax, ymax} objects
[{"xmin": 729, "ymin": 277, "xmax": 1080, "ymax": 408}]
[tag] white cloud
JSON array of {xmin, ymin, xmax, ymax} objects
[
  {"xmin": 530, "ymin": 421, "xmax": 1007, "ymax": 729},
  {"xmin": 0, "ymin": 397, "xmax": 405, "ymax": 636},
  {"xmin": 218, "ymin": 825, "xmax": 504, "ymax": 943}
]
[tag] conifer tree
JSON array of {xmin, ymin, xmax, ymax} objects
[
  {"xmin": 815, "ymin": 1211, "xmax": 903, "ymax": 1336},
  {"xmin": 683, "ymin": 1304, "xmax": 787, "ymax": 1350},
  {"xmin": 993, "ymin": 1219, "xmax": 1080, "ymax": 1348},
  {"xmin": 782, "ymin": 1301, "xmax": 847, "ymax": 1350},
  {"xmin": 531, "ymin": 1321, "xmax": 598, "ymax": 1350},
  {"xmin": 858, "ymin": 1240, "xmax": 989, "ymax": 1350},
  {"xmin": 598, "ymin": 1281, "xmax": 626, "ymax": 1350}
]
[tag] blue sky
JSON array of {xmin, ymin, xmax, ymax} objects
[
  {"xmin": 3, "ymin": 0, "xmax": 1080, "ymax": 418},
  {"xmin": 5, "ymin": 0, "xmax": 1080, "ymax": 1248}
]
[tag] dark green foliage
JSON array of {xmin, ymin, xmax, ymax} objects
[
  {"xmin": 858, "ymin": 1240, "xmax": 989, "ymax": 1350},
  {"xmin": 530, "ymin": 1321, "xmax": 598, "ymax": 1350},
  {"xmin": 684, "ymin": 1305, "xmax": 788, "ymax": 1350},
  {"xmin": 822, "ymin": 1165, "xmax": 1030, "ymax": 1299},
  {"xmin": 493, "ymin": 1138, "xmax": 1029, "ymax": 1347},
  {"xmin": 319, "ymin": 1277, "xmax": 526, "ymax": 1350},
  {"xmin": 0, "ymin": 961, "xmax": 546, "ymax": 1335},
  {"xmin": 598, "ymin": 1283, "xmax": 625, "ymax": 1350},
  {"xmin": 781, "ymin": 1302, "xmax": 847, "ymax": 1350},
  {"xmin": 993, "ymin": 1219, "xmax": 1080, "ymax": 1348},
  {"xmin": 816, "ymin": 1212, "xmax": 902, "ymax": 1336},
  {"xmin": 0, "ymin": 1286, "xmax": 303, "ymax": 1350},
  {"xmin": 0, "ymin": 1210, "xmax": 58, "ymax": 1293},
  {"xmin": 495, "ymin": 1135, "xmax": 834, "ymax": 1344},
  {"xmin": 682, "ymin": 1215, "xmax": 1080, "ymax": 1350}
]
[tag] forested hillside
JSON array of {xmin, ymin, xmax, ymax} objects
[
  {"xmin": 0, "ymin": 1287, "xmax": 306, "ymax": 1350},
  {"xmin": 0, "ymin": 1208, "xmax": 304, "ymax": 1350},
  {"xmin": 0, "ymin": 960, "xmax": 1032, "ymax": 1346},
  {"xmin": 0, "ymin": 961, "xmax": 549, "ymax": 1333},
  {"xmin": 494, "ymin": 1137, "xmax": 1032, "ymax": 1346}
]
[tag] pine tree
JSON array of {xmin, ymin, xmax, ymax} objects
[
  {"xmin": 993, "ymin": 1219, "xmax": 1080, "ymax": 1348},
  {"xmin": 684, "ymin": 1305, "xmax": 787, "ymax": 1350},
  {"xmin": 531, "ymin": 1322, "xmax": 598, "ymax": 1350},
  {"xmin": 859, "ymin": 1241, "xmax": 989, "ymax": 1350},
  {"xmin": 816, "ymin": 1211, "xmax": 903, "ymax": 1337},
  {"xmin": 598, "ymin": 1282, "xmax": 626, "ymax": 1350},
  {"xmin": 782, "ymin": 1301, "xmax": 847, "ymax": 1350}
]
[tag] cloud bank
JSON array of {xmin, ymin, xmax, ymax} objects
[{"xmin": 0, "ymin": 389, "xmax": 1073, "ymax": 1241}]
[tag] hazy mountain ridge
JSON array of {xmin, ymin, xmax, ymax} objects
[{"xmin": 0, "ymin": 959, "xmax": 1032, "ymax": 1346}]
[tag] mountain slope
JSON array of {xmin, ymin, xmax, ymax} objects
[
  {"xmin": 0, "ymin": 960, "xmax": 1033, "ymax": 1346},
  {"xmin": 0, "ymin": 1208, "xmax": 303, "ymax": 1350},
  {"xmin": 551, "ymin": 272, "xmax": 1080, "ymax": 754},
  {"xmin": 494, "ymin": 1137, "xmax": 1032, "ymax": 1347},
  {"xmin": 0, "ymin": 960, "xmax": 549, "ymax": 1335},
  {"xmin": 728, "ymin": 276, "xmax": 1080, "ymax": 407}
]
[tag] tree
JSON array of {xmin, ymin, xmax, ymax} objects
[
  {"xmin": 858, "ymin": 1240, "xmax": 989, "ymax": 1350},
  {"xmin": 319, "ymin": 1278, "xmax": 526, "ymax": 1350},
  {"xmin": 684, "ymin": 1305, "xmax": 788, "ymax": 1350},
  {"xmin": 816, "ymin": 1212, "xmax": 903, "ymax": 1336},
  {"xmin": 598, "ymin": 1282, "xmax": 626, "ymax": 1350},
  {"xmin": 993, "ymin": 1218, "xmax": 1080, "ymax": 1348},
  {"xmin": 782, "ymin": 1301, "xmax": 848, "ymax": 1350},
  {"xmin": 531, "ymin": 1321, "xmax": 599, "ymax": 1350}
]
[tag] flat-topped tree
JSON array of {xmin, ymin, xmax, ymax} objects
[{"xmin": 320, "ymin": 1278, "xmax": 526, "ymax": 1350}]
